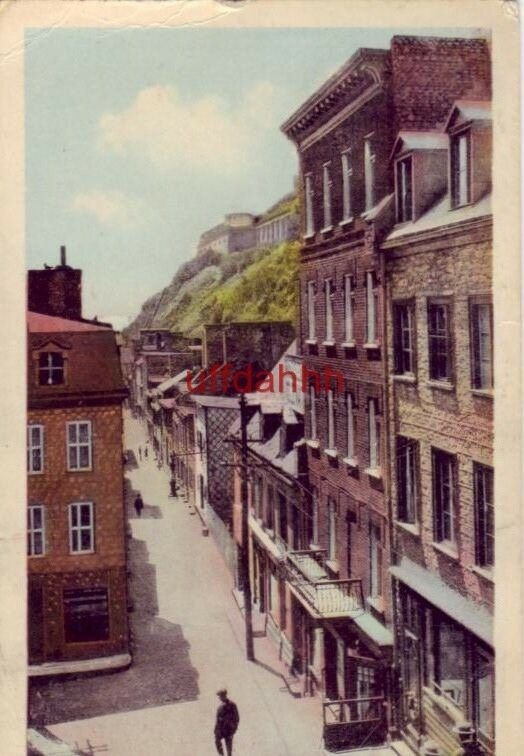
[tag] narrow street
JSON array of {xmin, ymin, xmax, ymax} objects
[{"xmin": 29, "ymin": 413, "xmax": 397, "ymax": 756}]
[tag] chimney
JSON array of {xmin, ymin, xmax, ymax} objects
[{"xmin": 27, "ymin": 248, "xmax": 82, "ymax": 320}]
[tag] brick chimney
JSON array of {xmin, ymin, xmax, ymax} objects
[{"xmin": 27, "ymin": 246, "xmax": 83, "ymax": 320}]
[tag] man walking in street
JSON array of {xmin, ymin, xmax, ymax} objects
[
  {"xmin": 134, "ymin": 493, "xmax": 144, "ymax": 518},
  {"xmin": 214, "ymin": 689, "xmax": 239, "ymax": 755}
]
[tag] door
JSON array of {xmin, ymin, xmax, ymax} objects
[
  {"xmin": 324, "ymin": 629, "xmax": 339, "ymax": 699},
  {"xmin": 28, "ymin": 582, "xmax": 44, "ymax": 663}
]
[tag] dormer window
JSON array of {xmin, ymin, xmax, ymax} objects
[
  {"xmin": 396, "ymin": 157, "xmax": 413, "ymax": 223},
  {"xmin": 451, "ymin": 130, "xmax": 471, "ymax": 208},
  {"xmin": 39, "ymin": 352, "xmax": 64, "ymax": 385}
]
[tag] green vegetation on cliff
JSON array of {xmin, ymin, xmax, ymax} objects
[{"xmin": 125, "ymin": 240, "xmax": 299, "ymax": 340}]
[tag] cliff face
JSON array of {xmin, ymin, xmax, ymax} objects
[{"xmin": 124, "ymin": 240, "xmax": 299, "ymax": 342}]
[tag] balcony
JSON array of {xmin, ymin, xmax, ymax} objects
[
  {"xmin": 322, "ymin": 695, "xmax": 387, "ymax": 751},
  {"xmin": 285, "ymin": 549, "xmax": 363, "ymax": 619}
]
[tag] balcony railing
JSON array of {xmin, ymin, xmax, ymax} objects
[
  {"xmin": 322, "ymin": 695, "xmax": 387, "ymax": 751},
  {"xmin": 286, "ymin": 549, "xmax": 363, "ymax": 618}
]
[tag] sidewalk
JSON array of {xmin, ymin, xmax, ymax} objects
[{"xmin": 44, "ymin": 413, "xmax": 398, "ymax": 756}]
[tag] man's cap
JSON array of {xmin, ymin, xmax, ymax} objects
[{"xmin": 217, "ymin": 688, "xmax": 227, "ymax": 696}]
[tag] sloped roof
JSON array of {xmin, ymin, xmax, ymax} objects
[
  {"xmin": 390, "ymin": 130, "xmax": 448, "ymax": 161},
  {"xmin": 28, "ymin": 314, "xmax": 126, "ymax": 402},
  {"xmin": 444, "ymin": 99, "xmax": 492, "ymax": 131}
]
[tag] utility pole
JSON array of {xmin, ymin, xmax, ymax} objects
[{"xmin": 239, "ymin": 392, "xmax": 255, "ymax": 661}]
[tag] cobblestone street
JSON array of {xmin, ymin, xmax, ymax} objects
[{"xmin": 28, "ymin": 413, "xmax": 398, "ymax": 756}]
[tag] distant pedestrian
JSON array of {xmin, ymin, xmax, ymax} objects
[
  {"xmin": 138, "ymin": 445, "xmax": 142, "ymax": 461},
  {"xmin": 144, "ymin": 444, "xmax": 149, "ymax": 459},
  {"xmin": 214, "ymin": 689, "xmax": 239, "ymax": 755},
  {"xmin": 134, "ymin": 494, "xmax": 144, "ymax": 518}
]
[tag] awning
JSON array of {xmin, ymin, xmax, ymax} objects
[{"xmin": 390, "ymin": 557, "xmax": 493, "ymax": 647}]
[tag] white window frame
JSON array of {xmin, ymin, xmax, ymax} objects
[
  {"xmin": 307, "ymin": 281, "xmax": 316, "ymax": 340},
  {"xmin": 327, "ymin": 389, "xmax": 336, "ymax": 450},
  {"xmin": 366, "ymin": 272, "xmax": 377, "ymax": 345},
  {"xmin": 396, "ymin": 156, "xmax": 413, "ymax": 223},
  {"xmin": 452, "ymin": 130, "xmax": 471, "ymax": 207},
  {"xmin": 433, "ymin": 449, "xmax": 456, "ymax": 546},
  {"xmin": 67, "ymin": 420, "xmax": 93, "ymax": 471},
  {"xmin": 38, "ymin": 351, "xmax": 65, "ymax": 386},
  {"xmin": 343, "ymin": 274, "xmax": 355, "ymax": 344},
  {"xmin": 69, "ymin": 501, "xmax": 95, "ymax": 554},
  {"xmin": 325, "ymin": 278, "xmax": 334, "ymax": 342},
  {"xmin": 368, "ymin": 399, "xmax": 380, "ymax": 470},
  {"xmin": 364, "ymin": 137, "xmax": 375, "ymax": 211},
  {"xmin": 322, "ymin": 162, "xmax": 332, "ymax": 230},
  {"xmin": 327, "ymin": 498, "xmax": 337, "ymax": 562},
  {"xmin": 470, "ymin": 301, "xmax": 493, "ymax": 390},
  {"xmin": 28, "ymin": 505, "xmax": 45, "ymax": 556},
  {"xmin": 309, "ymin": 385, "xmax": 317, "ymax": 440},
  {"xmin": 346, "ymin": 392, "xmax": 356, "ymax": 460},
  {"xmin": 305, "ymin": 174, "xmax": 314, "ymax": 236},
  {"xmin": 397, "ymin": 437, "xmax": 418, "ymax": 524},
  {"xmin": 341, "ymin": 150, "xmax": 352, "ymax": 222},
  {"xmin": 27, "ymin": 424, "xmax": 44, "ymax": 474}
]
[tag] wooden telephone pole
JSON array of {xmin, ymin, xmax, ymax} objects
[{"xmin": 239, "ymin": 392, "xmax": 255, "ymax": 661}]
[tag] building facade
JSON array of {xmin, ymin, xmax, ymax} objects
[
  {"xmin": 27, "ymin": 260, "xmax": 130, "ymax": 674},
  {"xmin": 281, "ymin": 34, "xmax": 492, "ymax": 753},
  {"xmin": 383, "ymin": 99, "xmax": 493, "ymax": 755}
]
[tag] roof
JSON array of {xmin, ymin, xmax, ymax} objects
[
  {"xmin": 444, "ymin": 99, "xmax": 492, "ymax": 131},
  {"xmin": 383, "ymin": 192, "xmax": 491, "ymax": 243},
  {"xmin": 156, "ymin": 369, "xmax": 189, "ymax": 394},
  {"xmin": 191, "ymin": 394, "xmax": 240, "ymax": 409},
  {"xmin": 390, "ymin": 557, "xmax": 492, "ymax": 646},
  {"xmin": 390, "ymin": 130, "xmax": 448, "ymax": 161},
  {"xmin": 27, "ymin": 311, "xmax": 111, "ymax": 333},
  {"xmin": 28, "ymin": 316, "xmax": 126, "ymax": 403}
]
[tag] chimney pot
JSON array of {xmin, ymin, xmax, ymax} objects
[{"xmin": 60, "ymin": 245, "xmax": 66, "ymax": 266}]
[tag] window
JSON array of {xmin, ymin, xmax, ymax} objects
[
  {"xmin": 346, "ymin": 392, "xmax": 356, "ymax": 460},
  {"xmin": 397, "ymin": 437, "xmax": 418, "ymax": 524},
  {"xmin": 325, "ymin": 279, "xmax": 334, "ymax": 341},
  {"xmin": 343, "ymin": 274, "xmax": 355, "ymax": 343},
  {"xmin": 305, "ymin": 174, "xmax": 314, "ymax": 235},
  {"xmin": 341, "ymin": 151, "xmax": 352, "ymax": 221},
  {"xmin": 432, "ymin": 616, "xmax": 466, "ymax": 707},
  {"xmin": 63, "ymin": 587, "xmax": 109, "ymax": 643},
  {"xmin": 278, "ymin": 493, "xmax": 288, "ymax": 545},
  {"xmin": 365, "ymin": 272, "xmax": 378, "ymax": 344},
  {"xmin": 266, "ymin": 485, "xmax": 274, "ymax": 531},
  {"xmin": 474, "ymin": 646, "xmax": 495, "ymax": 742},
  {"xmin": 309, "ymin": 385, "xmax": 317, "ymax": 440},
  {"xmin": 310, "ymin": 487, "xmax": 319, "ymax": 546},
  {"xmin": 364, "ymin": 137, "xmax": 375, "ymax": 211},
  {"xmin": 432, "ymin": 449, "xmax": 456, "ymax": 545},
  {"xmin": 470, "ymin": 301, "xmax": 493, "ymax": 390},
  {"xmin": 368, "ymin": 399, "xmax": 380, "ymax": 470},
  {"xmin": 307, "ymin": 281, "xmax": 316, "ymax": 340},
  {"xmin": 327, "ymin": 498, "xmax": 337, "ymax": 562},
  {"xmin": 451, "ymin": 131, "xmax": 471, "ymax": 207},
  {"xmin": 394, "ymin": 302, "xmax": 415, "ymax": 374},
  {"xmin": 69, "ymin": 502, "xmax": 95, "ymax": 553},
  {"xmin": 327, "ymin": 389, "xmax": 336, "ymax": 450},
  {"xmin": 254, "ymin": 475, "xmax": 264, "ymax": 520},
  {"xmin": 369, "ymin": 523, "xmax": 383, "ymax": 598},
  {"xmin": 396, "ymin": 157, "xmax": 413, "ymax": 222},
  {"xmin": 38, "ymin": 352, "xmax": 64, "ymax": 386},
  {"xmin": 27, "ymin": 424, "xmax": 44, "ymax": 474},
  {"xmin": 322, "ymin": 163, "xmax": 332, "ymax": 229},
  {"xmin": 67, "ymin": 421, "xmax": 92, "ymax": 471},
  {"xmin": 474, "ymin": 463, "xmax": 494, "ymax": 568},
  {"xmin": 427, "ymin": 301, "xmax": 452, "ymax": 381},
  {"xmin": 27, "ymin": 505, "xmax": 45, "ymax": 556}
]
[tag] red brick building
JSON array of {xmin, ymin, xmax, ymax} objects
[
  {"xmin": 27, "ymin": 258, "xmax": 130, "ymax": 674},
  {"xmin": 282, "ymin": 35, "xmax": 491, "ymax": 751}
]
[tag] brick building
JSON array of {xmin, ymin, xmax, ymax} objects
[
  {"xmin": 27, "ymin": 258, "xmax": 130, "ymax": 674},
  {"xmin": 383, "ymin": 99, "xmax": 493, "ymax": 755},
  {"xmin": 281, "ymin": 35, "xmax": 491, "ymax": 752}
]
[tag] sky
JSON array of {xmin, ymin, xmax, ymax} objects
[{"xmin": 25, "ymin": 26, "xmax": 483, "ymax": 329}]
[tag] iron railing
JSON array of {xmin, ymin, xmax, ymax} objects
[{"xmin": 286, "ymin": 549, "xmax": 363, "ymax": 617}]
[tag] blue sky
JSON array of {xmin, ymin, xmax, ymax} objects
[{"xmin": 25, "ymin": 26, "xmax": 481, "ymax": 328}]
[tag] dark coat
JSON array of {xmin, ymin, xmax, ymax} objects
[
  {"xmin": 215, "ymin": 699, "xmax": 239, "ymax": 737},
  {"xmin": 134, "ymin": 495, "xmax": 144, "ymax": 511}
]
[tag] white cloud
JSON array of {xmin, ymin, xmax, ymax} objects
[
  {"xmin": 97, "ymin": 82, "xmax": 276, "ymax": 173},
  {"xmin": 71, "ymin": 190, "xmax": 145, "ymax": 228}
]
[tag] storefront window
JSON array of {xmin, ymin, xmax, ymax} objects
[{"xmin": 430, "ymin": 615, "xmax": 466, "ymax": 709}]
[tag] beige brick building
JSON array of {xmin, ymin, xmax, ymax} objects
[{"xmin": 382, "ymin": 100, "xmax": 494, "ymax": 755}]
